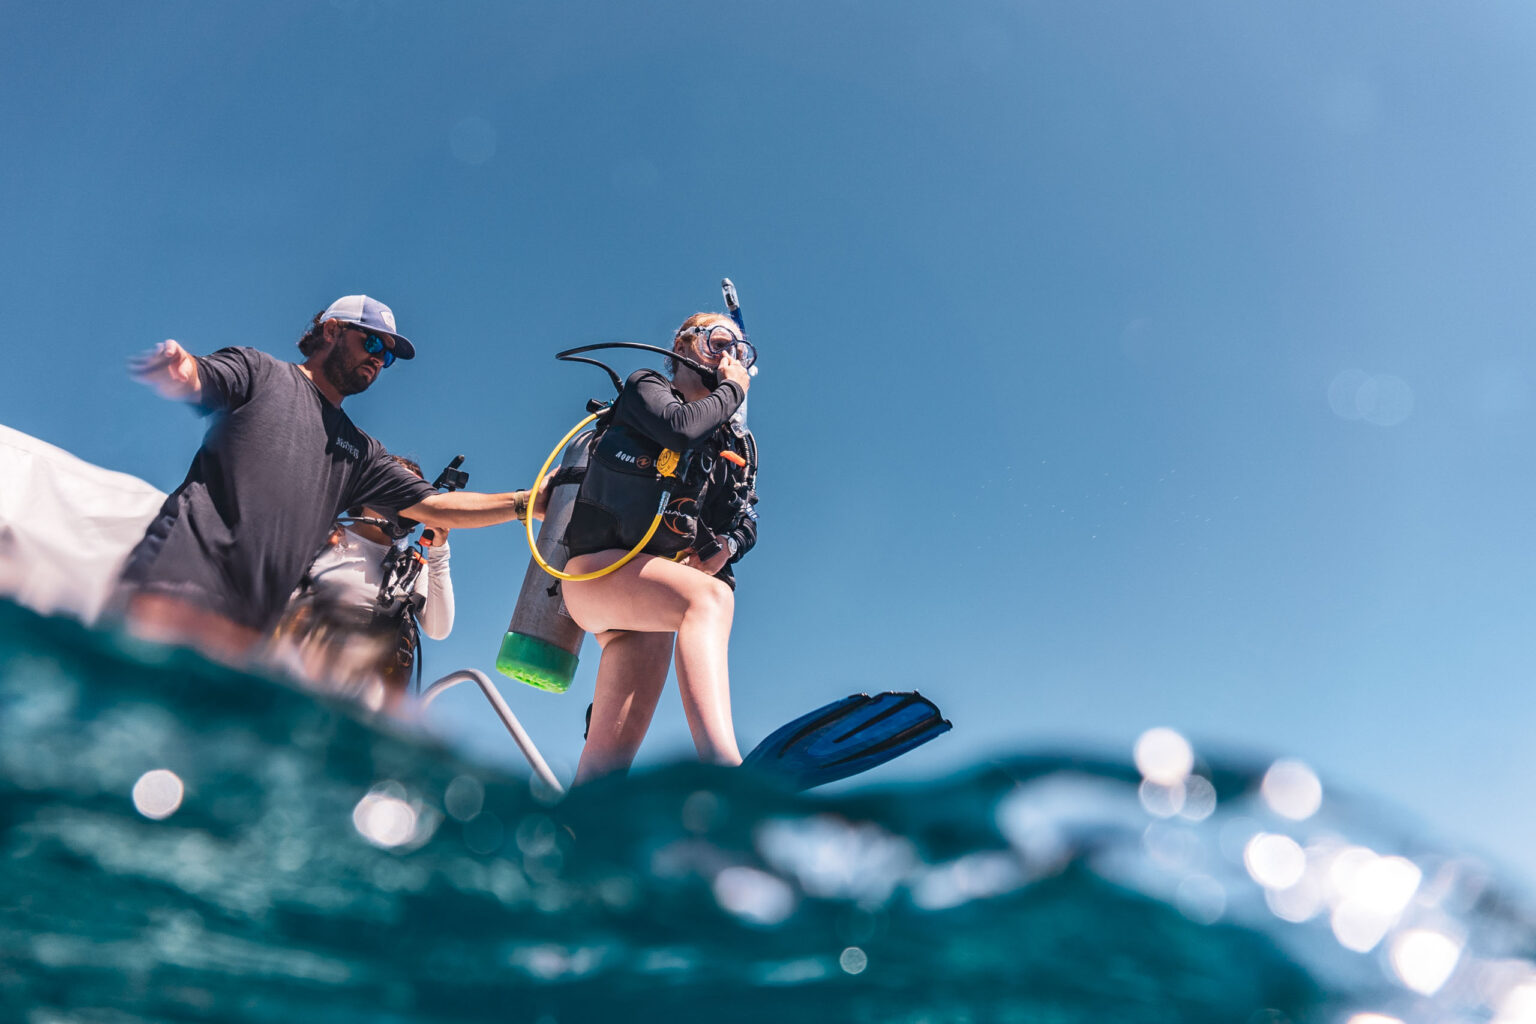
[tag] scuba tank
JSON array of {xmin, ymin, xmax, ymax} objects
[{"xmin": 496, "ymin": 428, "xmax": 594, "ymax": 693}]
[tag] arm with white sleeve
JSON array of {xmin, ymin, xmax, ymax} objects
[{"xmin": 417, "ymin": 539, "xmax": 455, "ymax": 640}]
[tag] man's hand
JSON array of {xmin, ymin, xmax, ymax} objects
[
  {"xmin": 129, "ymin": 340, "xmax": 202, "ymax": 402},
  {"xmin": 531, "ymin": 471, "xmax": 557, "ymax": 519},
  {"xmin": 717, "ymin": 353, "xmax": 751, "ymax": 394}
]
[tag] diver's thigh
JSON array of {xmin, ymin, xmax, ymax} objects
[{"xmin": 562, "ymin": 554, "xmax": 715, "ymax": 634}]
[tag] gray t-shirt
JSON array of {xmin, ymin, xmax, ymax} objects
[{"xmin": 120, "ymin": 347, "xmax": 434, "ymax": 630}]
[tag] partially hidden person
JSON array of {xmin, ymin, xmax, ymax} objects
[{"xmin": 267, "ymin": 455, "xmax": 454, "ymax": 713}]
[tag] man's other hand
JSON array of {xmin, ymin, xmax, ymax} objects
[{"xmin": 129, "ymin": 340, "xmax": 202, "ymax": 402}]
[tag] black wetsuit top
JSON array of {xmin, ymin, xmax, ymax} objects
[
  {"xmin": 565, "ymin": 369, "xmax": 757, "ymax": 585},
  {"xmin": 118, "ymin": 347, "xmax": 434, "ymax": 630}
]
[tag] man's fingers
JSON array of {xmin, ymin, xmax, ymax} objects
[{"xmin": 129, "ymin": 341, "xmax": 179, "ymax": 371}]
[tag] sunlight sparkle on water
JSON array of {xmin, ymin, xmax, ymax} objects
[
  {"xmin": 131, "ymin": 769, "xmax": 184, "ymax": 820},
  {"xmin": 1346, "ymin": 1015, "xmax": 1404, "ymax": 1024},
  {"xmin": 910, "ymin": 852, "xmax": 1025, "ymax": 911},
  {"xmin": 444, "ymin": 775, "xmax": 484, "ymax": 821},
  {"xmin": 1133, "ymin": 727, "xmax": 1193, "ymax": 786},
  {"xmin": 1390, "ymin": 929, "xmax": 1461, "ymax": 995},
  {"xmin": 1494, "ymin": 979, "xmax": 1536, "ymax": 1023},
  {"xmin": 1138, "ymin": 779, "xmax": 1185, "ymax": 818},
  {"xmin": 755, "ymin": 815, "xmax": 914, "ymax": 903},
  {"xmin": 352, "ymin": 787, "xmax": 419, "ymax": 849},
  {"xmin": 1244, "ymin": 833, "xmax": 1307, "ymax": 890},
  {"xmin": 1265, "ymin": 873, "xmax": 1324, "ymax": 923},
  {"xmin": 839, "ymin": 947, "xmax": 869, "ymax": 975},
  {"xmin": 1179, "ymin": 774, "xmax": 1217, "ymax": 822},
  {"xmin": 1324, "ymin": 845, "xmax": 1421, "ymax": 952},
  {"xmin": 1261, "ymin": 760, "xmax": 1322, "ymax": 820},
  {"xmin": 1346, "ymin": 854, "xmax": 1422, "ymax": 917},
  {"xmin": 712, "ymin": 866, "xmax": 796, "ymax": 927},
  {"xmin": 1332, "ymin": 903, "xmax": 1393, "ymax": 953}
]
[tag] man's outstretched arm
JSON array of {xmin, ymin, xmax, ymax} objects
[
  {"xmin": 129, "ymin": 340, "xmax": 203, "ymax": 402},
  {"xmin": 400, "ymin": 486, "xmax": 548, "ymax": 530}
]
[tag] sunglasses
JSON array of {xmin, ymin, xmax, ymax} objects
[{"xmin": 353, "ymin": 329, "xmax": 396, "ymax": 368}]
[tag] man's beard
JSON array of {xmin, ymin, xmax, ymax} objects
[{"xmin": 321, "ymin": 344, "xmax": 376, "ymax": 396}]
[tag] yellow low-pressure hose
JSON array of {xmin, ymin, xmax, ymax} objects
[{"xmin": 524, "ymin": 412, "xmax": 673, "ymax": 582}]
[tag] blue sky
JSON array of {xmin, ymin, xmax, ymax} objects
[{"xmin": 6, "ymin": 3, "xmax": 1536, "ymax": 881}]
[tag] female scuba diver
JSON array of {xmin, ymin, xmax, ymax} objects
[{"xmin": 559, "ymin": 313, "xmax": 757, "ymax": 784}]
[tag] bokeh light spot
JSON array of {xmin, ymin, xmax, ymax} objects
[
  {"xmin": 1176, "ymin": 874, "xmax": 1226, "ymax": 925},
  {"xmin": 131, "ymin": 769, "xmax": 184, "ymax": 820},
  {"xmin": 1261, "ymin": 760, "xmax": 1322, "ymax": 820},
  {"xmin": 1329, "ymin": 370, "xmax": 1371, "ymax": 419},
  {"xmin": 1134, "ymin": 727, "xmax": 1193, "ymax": 785},
  {"xmin": 839, "ymin": 946, "xmax": 868, "ymax": 975},
  {"xmin": 1265, "ymin": 873, "xmax": 1324, "ymax": 923},
  {"xmin": 353, "ymin": 788, "xmax": 419, "ymax": 848},
  {"xmin": 1358, "ymin": 375, "xmax": 1414, "ymax": 426},
  {"xmin": 1244, "ymin": 833, "xmax": 1306, "ymax": 890},
  {"xmin": 712, "ymin": 866, "xmax": 795, "ymax": 927},
  {"xmin": 1138, "ymin": 778, "xmax": 1185, "ymax": 818},
  {"xmin": 1390, "ymin": 929, "xmax": 1461, "ymax": 995},
  {"xmin": 1331, "ymin": 901, "xmax": 1393, "ymax": 953},
  {"xmin": 444, "ymin": 775, "xmax": 484, "ymax": 821},
  {"xmin": 1328, "ymin": 370, "xmax": 1413, "ymax": 426},
  {"xmin": 1358, "ymin": 856, "xmax": 1422, "ymax": 915},
  {"xmin": 1494, "ymin": 979, "xmax": 1536, "ymax": 1023},
  {"xmin": 1178, "ymin": 774, "xmax": 1218, "ymax": 822}
]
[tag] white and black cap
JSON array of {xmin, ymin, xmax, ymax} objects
[{"xmin": 319, "ymin": 295, "xmax": 415, "ymax": 359}]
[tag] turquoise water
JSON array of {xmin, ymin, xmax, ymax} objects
[{"xmin": 2, "ymin": 600, "xmax": 1532, "ymax": 1023}]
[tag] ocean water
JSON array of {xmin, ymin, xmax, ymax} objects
[{"xmin": 2, "ymin": 600, "xmax": 1533, "ymax": 1024}]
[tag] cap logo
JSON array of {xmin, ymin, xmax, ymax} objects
[{"xmin": 379, "ymin": 308, "xmax": 396, "ymax": 331}]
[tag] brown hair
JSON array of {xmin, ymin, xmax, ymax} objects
[{"xmin": 297, "ymin": 310, "xmax": 329, "ymax": 357}]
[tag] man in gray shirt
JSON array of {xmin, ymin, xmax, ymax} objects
[{"xmin": 119, "ymin": 294, "xmax": 536, "ymax": 663}]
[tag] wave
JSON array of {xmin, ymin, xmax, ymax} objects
[{"xmin": 2, "ymin": 599, "xmax": 1532, "ymax": 1023}]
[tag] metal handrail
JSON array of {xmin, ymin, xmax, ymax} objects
[{"xmin": 420, "ymin": 668, "xmax": 565, "ymax": 797}]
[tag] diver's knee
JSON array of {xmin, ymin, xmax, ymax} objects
[{"xmin": 691, "ymin": 577, "xmax": 734, "ymax": 620}]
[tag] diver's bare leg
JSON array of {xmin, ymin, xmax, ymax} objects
[
  {"xmin": 574, "ymin": 629, "xmax": 674, "ymax": 784},
  {"xmin": 563, "ymin": 552, "xmax": 743, "ymax": 769}
]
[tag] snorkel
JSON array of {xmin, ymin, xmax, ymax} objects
[
  {"xmin": 722, "ymin": 277, "xmax": 744, "ymax": 333},
  {"xmin": 721, "ymin": 278, "xmax": 754, "ymax": 432}
]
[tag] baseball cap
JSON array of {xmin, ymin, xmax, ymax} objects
[{"xmin": 320, "ymin": 295, "xmax": 415, "ymax": 359}]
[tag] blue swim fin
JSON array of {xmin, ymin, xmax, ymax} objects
[{"xmin": 742, "ymin": 691, "xmax": 952, "ymax": 791}]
